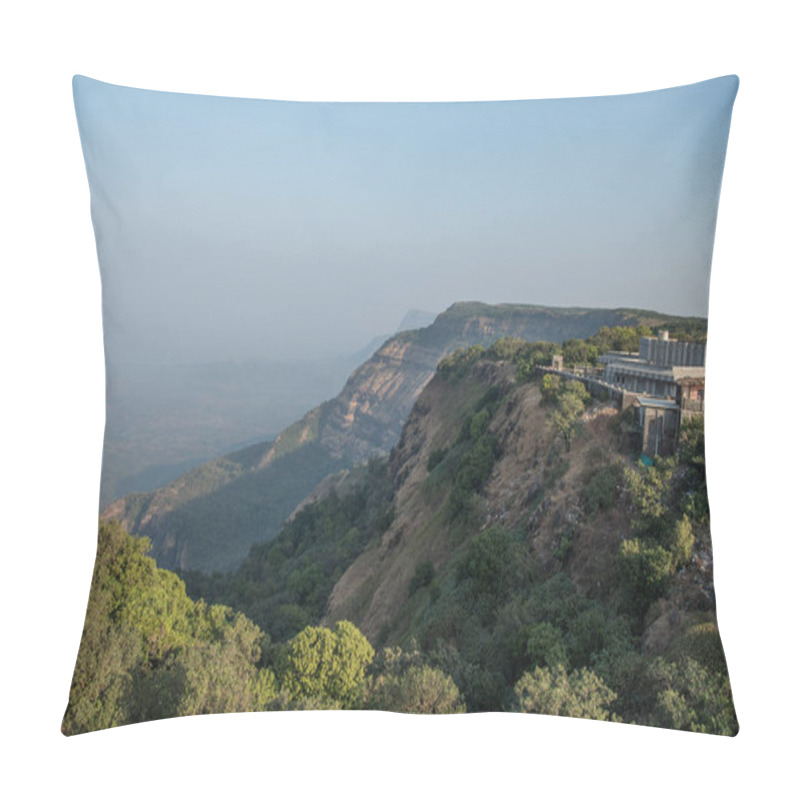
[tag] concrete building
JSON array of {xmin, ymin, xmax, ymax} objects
[
  {"xmin": 599, "ymin": 330, "xmax": 705, "ymax": 401},
  {"xmin": 538, "ymin": 330, "xmax": 706, "ymax": 457},
  {"xmin": 599, "ymin": 330, "xmax": 706, "ymax": 456},
  {"xmin": 635, "ymin": 396, "xmax": 681, "ymax": 458}
]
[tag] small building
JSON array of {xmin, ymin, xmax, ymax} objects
[
  {"xmin": 634, "ymin": 396, "xmax": 681, "ymax": 457},
  {"xmin": 598, "ymin": 330, "xmax": 706, "ymax": 457}
]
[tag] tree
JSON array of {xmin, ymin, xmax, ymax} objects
[
  {"xmin": 514, "ymin": 341, "xmax": 562, "ymax": 382},
  {"xmin": 171, "ymin": 612, "xmax": 276, "ymax": 717},
  {"xmin": 645, "ymin": 657, "xmax": 738, "ymax": 735},
  {"xmin": 624, "ymin": 457, "xmax": 676, "ymax": 537},
  {"xmin": 618, "ymin": 538, "xmax": 675, "ymax": 614},
  {"xmin": 678, "ymin": 416, "xmax": 709, "ymax": 523},
  {"xmin": 562, "ymin": 339, "xmax": 599, "ymax": 367},
  {"xmin": 281, "ymin": 620, "xmax": 375, "ymax": 708},
  {"xmin": 514, "ymin": 664, "xmax": 617, "ymax": 721},
  {"xmin": 63, "ymin": 520, "xmax": 274, "ymax": 734},
  {"xmin": 63, "ymin": 520, "xmax": 151, "ymax": 734},
  {"xmin": 587, "ymin": 325, "xmax": 652, "ymax": 355},
  {"xmin": 540, "ymin": 373, "xmax": 562, "ymax": 404},
  {"xmin": 457, "ymin": 526, "xmax": 530, "ymax": 602},
  {"xmin": 667, "ymin": 515, "xmax": 694, "ymax": 566},
  {"xmin": 524, "ymin": 622, "xmax": 567, "ymax": 669},
  {"xmin": 548, "ymin": 380, "xmax": 591, "ymax": 450},
  {"xmin": 367, "ymin": 649, "xmax": 465, "ymax": 714}
]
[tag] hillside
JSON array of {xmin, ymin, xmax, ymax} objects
[
  {"xmin": 105, "ymin": 302, "xmax": 705, "ymax": 573},
  {"xmin": 101, "ymin": 354, "xmax": 371, "ymax": 507},
  {"xmin": 187, "ymin": 338, "xmax": 735, "ymax": 730},
  {"xmin": 324, "ymin": 359, "xmax": 632, "ymax": 641},
  {"xmin": 64, "ymin": 518, "xmax": 464, "ymax": 734}
]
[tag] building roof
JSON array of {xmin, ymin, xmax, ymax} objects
[
  {"xmin": 634, "ymin": 396, "xmax": 680, "ymax": 410},
  {"xmin": 600, "ymin": 355, "xmax": 705, "ymax": 382}
]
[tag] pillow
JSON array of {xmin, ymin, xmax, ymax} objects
[{"xmin": 64, "ymin": 75, "xmax": 739, "ymax": 734}]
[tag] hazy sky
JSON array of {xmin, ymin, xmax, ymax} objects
[{"xmin": 74, "ymin": 75, "xmax": 737, "ymax": 365}]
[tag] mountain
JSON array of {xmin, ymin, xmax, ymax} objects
[
  {"xmin": 104, "ymin": 302, "xmax": 704, "ymax": 573},
  {"xmin": 100, "ymin": 353, "xmax": 377, "ymax": 507},
  {"xmin": 396, "ymin": 309, "xmax": 438, "ymax": 332},
  {"xmin": 183, "ymin": 337, "xmax": 735, "ymax": 729}
]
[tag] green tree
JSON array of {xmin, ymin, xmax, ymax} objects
[
  {"xmin": 63, "ymin": 520, "xmax": 151, "ymax": 734},
  {"xmin": 540, "ymin": 373, "xmax": 562, "ymax": 404},
  {"xmin": 645, "ymin": 657, "xmax": 738, "ymax": 735},
  {"xmin": 514, "ymin": 664, "xmax": 617, "ymax": 721},
  {"xmin": 408, "ymin": 561, "xmax": 435, "ymax": 596},
  {"xmin": 666, "ymin": 515, "xmax": 694, "ymax": 567},
  {"xmin": 173, "ymin": 612, "xmax": 276, "ymax": 717},
  {"xmin": 457, "ymin": 527, "xmax": 531, "ymax": 602},
  {"xmin": 624, "ymin": 457, "xmax": 676, "ymax": 537},
  {"xmin": 524, "ymin": 622, "xmax": 567, "ymax": 669},
  {"xmin": 549, "ymin": 380, "xmax": 591, "ymax": 450},
  {"xmin": 281, "ymin": 620, "xmax": 375, "ymax": 708},
  {"xmin": 582, "ymin": 465, "xmax": 621, "ymax": 516},
  {"xmin": 678, "ymin": 416, "xmax": 709, "ymax": 523},
  {"xmin": 513, "ymin": 341, "xmax": 562, "ymax": 382},
  {"xmin": 562, "ymin": 339, "xmax": 599, "ymax": 367},
  {"xmin": 63, "ymin": 520, "xmax": 274, "ymax": 735},
  {"xmin": 368, "ymin": 649, "xmax": 465, "ymax": 714},
  {"xmin": 618, "ymin": 538, "xmax": 675, "ymax": 614}
]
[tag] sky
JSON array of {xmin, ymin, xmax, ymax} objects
[{"xmin": 74, "ymin": 75, "xmax": 738, "ymax": 365}]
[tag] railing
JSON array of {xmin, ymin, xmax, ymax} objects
[{"xmin": 535, "ymin": 366, "xmax": 627, "ymax": 407}]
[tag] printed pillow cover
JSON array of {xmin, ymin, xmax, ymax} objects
[{"xmin": 64, "ymin": 75, "xmax": 738, "ymax": 735}]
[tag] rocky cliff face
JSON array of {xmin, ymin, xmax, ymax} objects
[
  {"xmin": 281, "ymin": 303, "xmax": 641, "ymax": 466},
  {"xmin": 104, "ymin": 302, "xmax": 673, "ymax": 573}
]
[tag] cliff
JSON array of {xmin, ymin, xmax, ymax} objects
[{"xmin": 104, "ymin": 302, "xmax": 700, "ymax": 573}]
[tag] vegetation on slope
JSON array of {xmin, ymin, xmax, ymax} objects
[
  {"xmin": 70, "ymin": 324, "xmax": 733, "ymax": 735},
  {"xmin": 64, "ymin": 520, "xmax": 467, "ymax": 734},
  {"xmin": 106, "ymin": 307, "xmax": 706, "ymax": 575},
  {"xmin": 184, "ymin": 459, "xmax": 395, "ymax": 643},
  {"xmin": 320, "ymin": 336, "xmax": 734, "ymax": 732},
  {"xmin": 107, "ymin": 440, "xmax": 343, "ymax": 573},
  {"xmin": 63, "ymin": 519, "xmax": 273, "ymax": 734}
]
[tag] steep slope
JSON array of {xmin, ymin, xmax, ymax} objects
[
  {"xmin": 319, "ymin": 349, "xmax": 733, "ymax": 724},
  {"xmin": 197, "ymin": 343, "xmax": 734, "ymax": 728},
  {"xmin": 105, "ymin": 302, "xmax": 703, "ymax": 573},
  {"xmin": 100, "ymin": 354, "xmax": 369, "ymax": 507},
  {"xmin": 323, "ymin": 355, "xmax": 717, "ymax": 648}
]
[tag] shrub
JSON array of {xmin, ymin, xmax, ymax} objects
[
  {"xmin": 666, "ymin": 515, "xmax": 694, "ymax": 566},
  {"xmin": 540, "ymin": 374, "xmax": 562, "ymax": 405},
  {"xmin": 408, "ymin": 561, "xmax": 436, "ymax": 596},
  {"xmin": 426, "ymin": 448, "xmax": 448, "ymax": 472},
  {"xmin": 618, "ymin": 538, "xmax": 676, "ymax": 615},
  {"xmin": 624, "ymin": 457, "xmax": 677, "ymax": 537},
  {"xmin": 670, "ymin": 619, "xmax": 728, "ymax": 674},
  {"xmin": 582, "ymin": 465, "xmax": 621, "ymax": 516},
  {"xmin": 457, "ymin": 527, "xmax": 530, "ymax": 602}
]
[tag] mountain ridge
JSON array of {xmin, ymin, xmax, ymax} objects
[{"xmin": 104, "ymin": 302, "xmax": 705, "ymax": 573}]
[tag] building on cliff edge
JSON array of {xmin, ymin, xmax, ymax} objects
[{"xmin": 598, "ymin": 330, "xmax": 705, "ymax": 457}]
